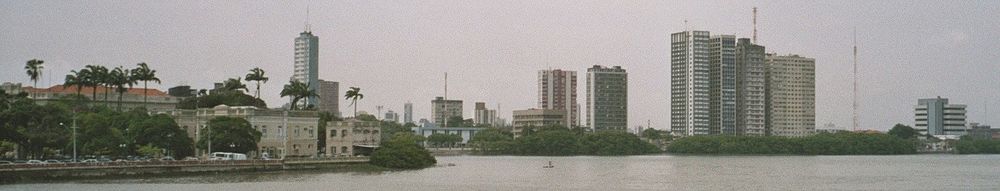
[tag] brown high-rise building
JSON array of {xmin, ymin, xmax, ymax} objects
[{"xmin": 538, "ymin": 69, "xmax": 579, "ymax": 127}]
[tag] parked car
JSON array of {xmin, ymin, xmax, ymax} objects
[
  {"xmin": 0, "ymin": 160, "xmax": 13, "ymax": 165},
  {"xmin": 44, "ymin": 160, "xmax": 63, "ymax": 164},
  {"xmin": 159, "ymin": 156, "xmax": 176, "ymax": 161},
  {"xmin": 183, "ymin": 157, "xmax": 199, "ymax": 161},
  {"xmin": 26, "ymin": 160, "xmax": 46, "ymax": 164},
  {"xmin": 97, "ymin": 158, "xmax": 112, "ymax": 163},
  {"xmin": 80, "ymin": 159, "xmax": 99, "ymax": 163}
]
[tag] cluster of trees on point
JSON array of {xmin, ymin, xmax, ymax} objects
[
  {"xmin": 426, "ymin": 133, "xmax": 464, "ymax": 147},
  {"xmin": 468, "ymin": 125, "xmax": 661, "ymax": 156},
  {"xmin": 370, "ymin": 132, "xmax": 436, "ymax": 169},
  {"xmin": 667, "ymin": 131, "xmax": 918, "ymax": 155},
  {"xmin": 955, "ymin": 138, "xmax": 1000, "ymax": 154},
  {"xmin": 0, "ymin": 90, "xmax": 196, "ymax": 159}
]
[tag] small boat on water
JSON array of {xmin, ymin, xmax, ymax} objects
[{"xmin": 542, "ymin": 161, "xmax": 554, "ymax": 168}]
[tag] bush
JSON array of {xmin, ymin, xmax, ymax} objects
[{"xmin": 370, "ymin": 133, "xmax": 436, "ymax": 169}]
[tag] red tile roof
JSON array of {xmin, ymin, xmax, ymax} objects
[{"xmin": 24, "ymin": 85, "xmax": 170, "ymax": 97}]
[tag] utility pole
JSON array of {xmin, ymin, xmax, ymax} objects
[
  {"xmin": 72, "ymin": 116, "xmax": 78, "ymax": 162},
  {"xmin": 443, "ymin": 72, "xmax": 448, "ymax": 127},
  {"xmin": 282, "ymin": 110, "xmax": 289, "ymax": 159}
]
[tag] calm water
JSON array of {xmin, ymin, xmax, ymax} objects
[{"xmin": 4, "ymin": 155, "xmax": 1000, "ymax": 190}]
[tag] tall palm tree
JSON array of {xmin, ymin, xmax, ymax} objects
[
  {"xmin": 344, "ymin": 87, "xmax": 363, "ymax": 117},
  {"xmin": 280, "ymin": 80, "xmax": 317, "ymax": 110},
  {"xmin": 244, "ymin": 67, "xmax": 268, "ymax": 99},
  {"xmin": 109, "ymin": 66, "xmax": 135, "ymax": 111},
  {"xmin": 23, "ymin": 59, "xmax": 44, "ymax": 98},
  {"xmin": 222, "ymin": 77, "xmax": 249, "ymax": 93},
  {"xmin": 63, "ymin": 70, "xmax": 85, "ymax": 98},
  {"xmin": 130, "ymin": 62, "xmax": 160, "ymax": 107},
  {"xmin": 81, "ymin": 65, "xmax": 106, "ymax": 101}
]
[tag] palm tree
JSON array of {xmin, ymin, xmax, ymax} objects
[
  {"xmin": 63, "ymin": 70, "xmax": 85, "ymax": 98},
  {"xmin": 109, "ymin": 66, "xmax": 135, "ymax": 111},
  {"xmin": 280, "ymin": 80, "xmax": 318, "ymax": 110},
  {"xmin": 130, "ymin": 62, "xmax": 161, "ymax": 107},
  {"xmin": 222, "ymin": 77, "xmax": 249, "ymax": 93},
  {"xmin": 344, "ymin": 87, "xmax": 364, "ymax": 117},
  {"xmin": 23, "ymin": 59, "xmax": 44, "ymax": 98},
  {"xmin": 81, "ymin": 65, "xmax": 106, "ymax": 101},
  {"xmin": 244, "ymin": 67, "xmax": 269, "ymax": 99}
]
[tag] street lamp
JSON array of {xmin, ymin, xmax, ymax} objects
[{"xmin": 60, "ymin": 119, "xmax": 79, "ymax": 162}]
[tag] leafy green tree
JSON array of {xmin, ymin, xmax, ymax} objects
[
  {"xmin": 196, "ymin": 117, "xmax": 261, "ymax": 154},
  {"xmin": 130, "ymin": 62, "xmax": 161, "ymax": 107},
  {"xmin": 580, "ymin": 131, "xmax": 661, "ymax": 155},
  {"xmin": 426, "ymin": 133, "xmax": 453, "ymax": 147},
  {"xmin": 469, "ymin": 128, "xmax": 514, "ymax": 154},
  {"xmin": 445, "ymin": 116, "xmax": 466, "ymax": 127},
  {"xmin": 1, "ymin": 97, "xmax": 70, "ymax": 159},
  {"xmin": 344, "ymin": 87, "xmax": 364, "ymax": 117},
  {"xmin": 222, "ymin": 77, "xmax": 249, "ymax": 93},
  {"xmin": 131, "ymin": 114, "xmax": 195, "ymax": 158},
  {"xmin": 244, "ymin": 67, "xmax": 269, "ymax": 99},
  {"xmin": 281, "ymin": 80, "xmax": 317, "ymax": 110},
  {"xmin": 380, "ymin": 120, "xmax": 412, "ymax": 141},
  {"xmin": 355, "ymin": 113, "xmax": 378, "ymax": 121},
  {"xmin": 176, "ymin": 91, "xmax": 267, "ymax": 109},
  {"xmin": 370, "ymin": 133, "xmax": 436, "ymax": 169},
  {"xmin": 511, "ymin": 128, "xmax": 580, "ymax": 156},
  {"xmin": 137, "ymin": 145, "xmax": 163, "ymax": 157},
  {"xmin": 667, "ymin": 133, "xmax": 917, "ymax": 155},
  {"xmin": 23, "ymin": 59, "xmax": 44, "ymax": 98},
  {"xmin": 887, "ymin": 124, "xmax": 918, "ymax": 139}
]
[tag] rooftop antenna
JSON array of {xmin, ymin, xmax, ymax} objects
[
  {"xmin": 305, "ymin": 4, "xmax": 311, "ymax": 32},
  {"xmin": 752, "ymin": 7, "xmax": 758, "ymax": 43},
  {"xmin": 852, "ymin": 28, "xmax": 859, "ymax": 131},
  {"xmin": 684, "ymin": 19, "xmax": 689, "ymax": 31}
]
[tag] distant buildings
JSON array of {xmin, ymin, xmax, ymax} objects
[
  {"xmin": 538, "ymin": 69, "xmax": 579, "ymax": 127},
  {"xmin": 293, "ymin": 30, "xmax": 320, "ymax": 108},
  {"xmin": 512, "ymin": 108, "xmax": 567, "ymax": 137},
  {"xmin": 670, "ymin": 31, "xmax": 712, "ymax": 136},
  {"xmin": 473, "ymin": 102, "xmax": 497, "ymax": 126},
  {"xmin": 432, "ymin": 97, "xmax": 463, "ymax": 127},
  {"xmin": 586, "ymin": 65, "xmax": 628, "ymax": 132},
  {"xmin": 914, "ymin": 97, "xmax": 967, "ymax": 136},
  {"xmin": 966, "ymin": 123, "xmax": 995, "ymax": 140},
  {"xmin": 384, "ymin": 110, "xmax": 399, "ymax": 123},
  {"xmin": 765, "ymin": 53, "xmax": 816, "ymax": 137},
  {"xmin": 411, "ymin": 126, "xmax": 485, "ymax": 147},
  {"xmin": 671, "ymin": 30, "xmax": 815, "ymax": 137},
  {"xmin": 317, "ymin": 80, "xmax": 340, "ymax": 117},
  {"xmin": 404, "ymin": 102, "xmax": 413, "ymax": 124},
  {"xmin": 735, "ymin": 38, "xmax": 767, "ymax": 136},
  {"xmin": 4, "ymin": 82, "xmax": 179, "ymax": 112}
]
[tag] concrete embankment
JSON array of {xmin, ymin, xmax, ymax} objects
[
  {"xmin": 428, "ymin": 148, "xmax": 475, "ymax": 156},
  {"xmin": 0, "ymin": 158, "xmax": 369, "ymax": 184}
]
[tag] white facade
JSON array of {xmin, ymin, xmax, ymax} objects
[
  {"xmin": 765, "ymin": 54, "xmax": 816, "ymax": 137},
  {"xmin": 293, "ymin": 31, "xmax": 320, "ymax": 108}
]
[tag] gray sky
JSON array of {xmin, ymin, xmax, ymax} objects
[{"xmin": 2, "ymin": 0, "xmax": 998, "ymax": 131}]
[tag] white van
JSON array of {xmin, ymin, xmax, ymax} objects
[{"xmin": 210, "ymin": 152, "xmax": 248, "ymax": 160}]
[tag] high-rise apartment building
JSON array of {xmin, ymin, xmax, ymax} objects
[
  {"xmin": 735, "ymin": 38, "xmax": 766, "ymax": 136},
  {"xmin": 317, "ymin": 80, "xmax": 340, "ymax": 117},
  {"xmin": 384, "ymin": 110, "xmax": 399, "ymax": 123},
  {"xmin": 709, "ymin": 35, "xmax": 737, "ymax": 135},
  {"xmin": 914, "ymin": 97, "xmax": 967, "ymax": 136},
  {"xmin": 538, "ymin": 69, "xmax": 579, "ymax": 127},
  {"xmin": 765, "ymin": 54, "xmax": 816, "ymax": 137},
  {"xmin": 293, "ymin": 30, "xmax": 320, "ymax": 108},
  {"xmin": 404, "ymin": 102, "xmax": 413, "ymax": 124},
  {"xmin": 474, "ymin": 102, "xmax": 497, "ymax": 126},
  {"xmin": 432, "ymin": 97, "xmax": 463, "ymax": 127},
  {"xmin": 671, "ymin": 31, "xmax": 712, "ymax": 136},
  {"xmin": 586, "ymin": 65, "xmax": 628, "ymax": 132}
]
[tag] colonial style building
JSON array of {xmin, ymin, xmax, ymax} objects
[
  {"xmin": 163, "ymin": 105, "xmax": 320, "ymax": 158},
  {"xmin": 3, "ymin": 82, "xmax": 179, "ymax": 111},
  {"xmin": 326, "ymin": 119, "xmax": 380, "ymax": 157}
]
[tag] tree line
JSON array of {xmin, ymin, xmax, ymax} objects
[
  {"xmin": 666, "ymin": 132, "xmax": 918, "ymax": 155},
  {"xmin": 468, "ymin": 125, "xmax": 661, "ymax": 156}
]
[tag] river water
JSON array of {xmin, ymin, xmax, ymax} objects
[{"xmin": 3, "ymin": 155, "xmax": 1000, "ymax": 190}]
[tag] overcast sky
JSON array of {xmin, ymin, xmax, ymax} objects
[{"xmin": 2, "ymin": 0, "xmax": 998, "ymax": 131}]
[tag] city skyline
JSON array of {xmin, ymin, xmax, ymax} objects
[{"xmin": 1, "ymin": 1, "xmax": 998, "ymax": 131}]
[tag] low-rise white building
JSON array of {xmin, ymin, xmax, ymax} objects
[{"xmin": 162, "ymin": 105, "xmax": 320, "ymax": 158}]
